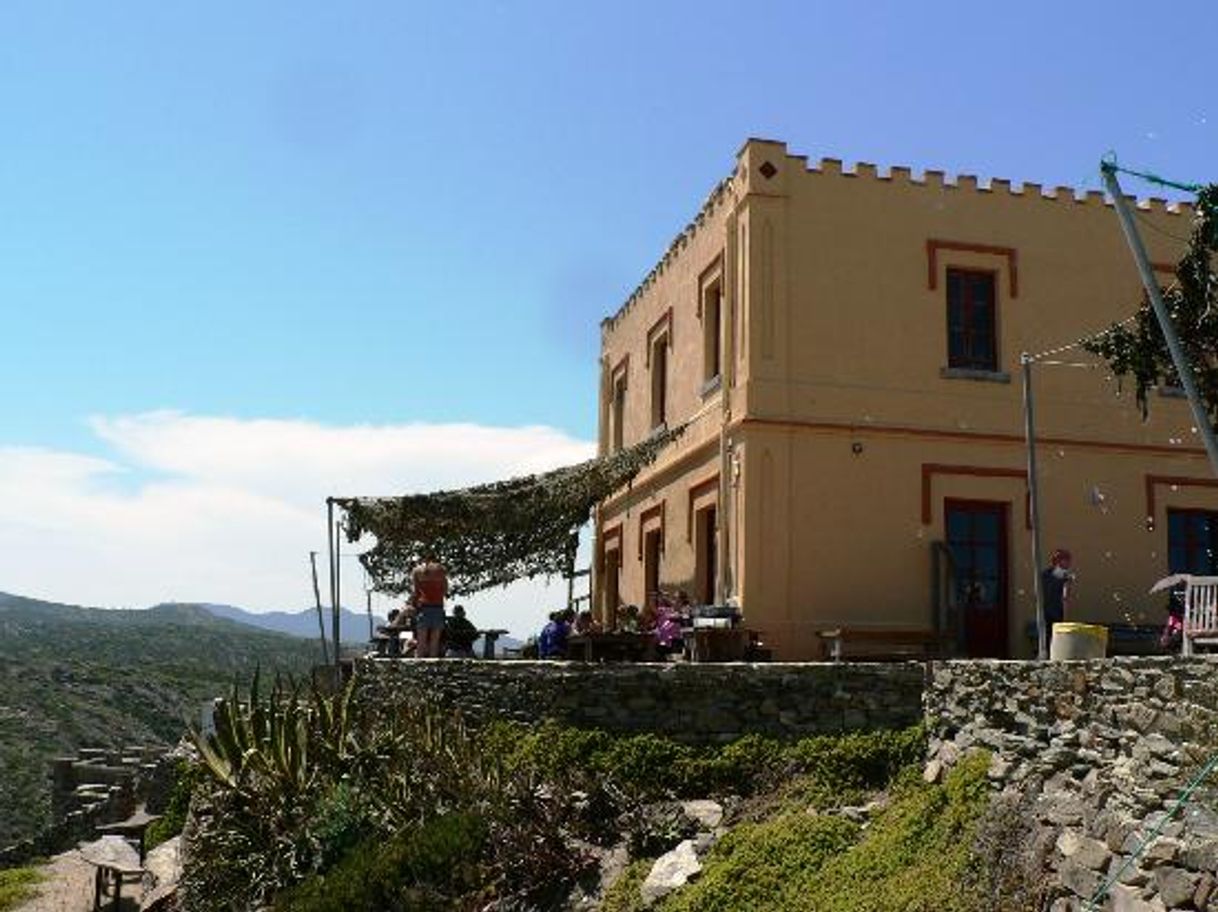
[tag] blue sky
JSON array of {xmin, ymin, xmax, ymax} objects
[{"xmin": 1, "ymin": 0, "xmax": 1215, "ymax": 623}]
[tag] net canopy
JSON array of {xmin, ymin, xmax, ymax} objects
[{"xmin": 335, "ymin": 425, "xmax": 683, "ymax": 596}]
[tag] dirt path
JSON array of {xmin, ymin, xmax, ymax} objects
[
  {"xmin": 13, "ymin": 837, "xmax": 179, "ymax": 912},
  {"xmin": 11, "ymin": 850, "xmax": 96, "ymax": 912}
]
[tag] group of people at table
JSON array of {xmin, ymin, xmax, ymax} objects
[
  {"xmin": 374, "ymin": 558, "xmax": 481, "ymax": 658},
  {"xmin": 374, "ymin": 558, "xmax": 730, "ymax": 662},
  {"xmin": 537, "ymin": 591, "xmax": 694, "ymax": 660}
]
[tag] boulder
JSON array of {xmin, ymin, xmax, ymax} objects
[
  {"xmin": 681, "ymin": 800, "xmax": 724, "ymax": 830},
  {"xmin": 1153, "ymin": 865, "xmax": 1199, "ymax": 909},
  {"xmin": 1056, "ymin": 830, "xmax": 1112, "ymax": 871},
  {"xmin": 640, "ymin": 840, "xmax": 702, "ymax": 907}
]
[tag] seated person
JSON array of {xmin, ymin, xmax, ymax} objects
[
  {"xmin": 538, "ymin": 609, "xmax": 574, "ymax": 658},
  {"xmin": 573, "ymin": 609, "xmax": 600, "ymax": 636},
  {"xmin": 654, "ymin": 604, "xmax": 684, "ymax": 657},
  {"xmin": 617, "ymin": 604, "xmax": 641, "ymax": 633},
  {"xmin": 638, "ymin": 601, "xmax": 659, "ymax": 633},
  {"xmin": 445, "ymin": 604, "xmax": 480, "ymax": 658}
]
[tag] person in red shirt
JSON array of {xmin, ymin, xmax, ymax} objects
[{"xmin": 411, "ymin": 558, "xmax": 448, "ymax": 658}]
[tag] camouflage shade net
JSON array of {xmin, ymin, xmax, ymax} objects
[{"xmin": 335, "ymin": 425, "xmax": 684, "ymax": 596}]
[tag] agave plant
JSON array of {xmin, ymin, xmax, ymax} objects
[{"xmin": 192, "ymin": 668, "xmax": 317, "ymax": 802}]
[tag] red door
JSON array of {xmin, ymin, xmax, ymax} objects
[{"xmin": 945, "ymin": 499, "xmax": 1009, "ymax": 658}]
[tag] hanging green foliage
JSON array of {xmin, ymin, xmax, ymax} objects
[
  {"xmin": 1083, "ymin": 184, "xmax": 1218, "ymax": 422},
  {"xmin": 336, "ymin": 425, "xmax": 684, "ymax": 596}
]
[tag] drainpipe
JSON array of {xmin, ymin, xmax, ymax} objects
[{"xmin": 718, "ymin": 205, "xmax": 738, "ymax": 604}]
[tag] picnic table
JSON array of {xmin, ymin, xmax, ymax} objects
[
  {"xmin": 567, "ymin": 632, "xmax": 658, "ymax": 662},
  {"xmin": 478, "ymin": 628, "xmax": 509, "ymax": 659}
]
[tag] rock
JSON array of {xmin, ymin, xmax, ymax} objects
[
  {"xmin": 1185, "ymin": 838, "xmax": 1218, "ymax": 871},
  {"xmin": 1056, "ymin": 830, "xmax": 1112, "ymax": 871},
  {"xmin": 922, "ymin": 759, "xmax": 943, "ymax": 783},
  {"xmin": 1196, "ymin": 872, "xmax": 1216, "ymax": 909},
  {"xmin": 938, "ymin": 741, "xmax": 961, "ymax": 767},
  {"xmin": 1107, "ymin": 854, "xmax": 1150, "ymax": 887},
  {"xmin": 1109, "ymin": 883, "xmax": 1167, "ymax": 912},
  {"xmin": 1142, "ymin": 837, "xmax": 1183, "ymax": 865},
  {"xmin": 988, "ymin": 754, "xmax": 1013, "ymax": 781},
  {"xmin": 681, "ymin": 800, "xmax": 724, "ymax": 830},
  {"xmin": 1044, "ymin": 793, "xmax": 1087, "ymax": 826},
  {"xmin": 640, "ymin": 840, "xmax": 702, "ymax": 906},
  {"xmin": 1153, "ymin": 865, "xmax": 1199, "ymax": 909},
  {"xmin": 1059, "ymin": 858, "xmax": 1104, "ymax": 899}
]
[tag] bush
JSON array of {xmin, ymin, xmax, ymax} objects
[
  {"xmin": 787, "ymin": 725, "xmax": 924, "ymax": 792},
  {"xmin": 146, "ymin": 759, "xmax": 200, "ymax": 850},
  {"xmin": 699, "ymin": 734, "xmax": 788, "ymax": 794},
  {"xmin": 0, "ymin": 867, "xmax": 43, "ymax": 912},
  {"xmin": 661, "ymin": 813, "xmax": 859, "ymax": 912},
  {"xmin": 799, "ymin": 751, "xmax": 993, "ymax": 912},
  {"xmin": 273, "ymin": 813, "xmax": 487, "ymax": 912}
]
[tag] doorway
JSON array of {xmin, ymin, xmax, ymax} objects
[
  {"xmin": 694, "ymin": 505, "xmax": 717, "ymax": 604},
  {"xmin": 944, "ymin": 499, "xmax": 1009, "ymax": 658},
  {"xmin": 603, "ymin": 547, "xmax": 621, "ymax": 626},
  {"xmin": 643, "ymin": 528, "xmax": 662, "ymax": 608}
]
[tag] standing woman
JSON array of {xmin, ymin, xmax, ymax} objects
[{"xmin": 412, "ymin": 556, "xmax": 448, "ymax": 658}]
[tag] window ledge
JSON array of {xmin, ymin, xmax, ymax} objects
[
  {"xmin": 700, "ymin": 374, "xmax": 723, "ymax": 398},
  {"xmin": 940, "ymin": 367, "xmax": 1010, "ymax": 384}
]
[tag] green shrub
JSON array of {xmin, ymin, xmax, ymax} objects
[
  {"xmin": 273, "ymin": 813, "xmax": 487, "ymax": 912},
  {"xmin": 699, "ymin": 734, "xmax": 787, "ymax": 794},
  {"xmin": 0, "ymin": 867, "xmax": 43, "ymax": 912},
  {"xmin": 799, "ymin": 751, "xmax": 993, "ymax": 912},
  {"xmin": 787, "ymin": 725, "xmax": 924, "ymax": 792},
  {"xmin": 509, "ymin": 720, "xmax": 614, "ymax": 782},
  {"xmin": 600, "ymin": 857, "xmax": 655, "ymax": 912},
  {"xmin": 146, "ymin": 759, "xmax": 200, "ymax": 849},
  {"xmin": 596, "ymin": 734, "xmax": 695, "ymax": 798},
  {"xmin": 661, "ymin": 813, "xmax": 859, "ymax": 912}
]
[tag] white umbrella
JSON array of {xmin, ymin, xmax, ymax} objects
[{"xmin": 1149, "ymin": 573, "xmax": 1191, "ymax": 594}]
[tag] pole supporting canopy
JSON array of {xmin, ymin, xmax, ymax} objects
[{"xmin": 332, "ymin": 424, "xmax": 684, "ymax": 597}]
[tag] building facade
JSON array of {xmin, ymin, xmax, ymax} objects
[{"xmin": 592, "ymin": 138, "xmax": 1212, "ymax": 660}]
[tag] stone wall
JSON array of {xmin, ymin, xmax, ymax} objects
[
  {"xmin": 356, "ymin": 659, "xmax": 926, "ymax": 742},
  {"xmin": 0, "ymin": 744, "xmax": 181, "ymax": 867},
  {"xmin": 926, "ymin": 657, "xmax": 1218, "ymax": 911}
]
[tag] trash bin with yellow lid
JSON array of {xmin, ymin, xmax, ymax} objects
[{"xmin": 1049, "ymin": 622, "xmax": 1108, "ymax": 660}]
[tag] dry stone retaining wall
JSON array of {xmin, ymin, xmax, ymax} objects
[
  {"xmin": 356, "ymin": 659, "xmax": 926, "ymax": 742},
  {"xmin": 927, "ymin": 657, "xmax": 1218, "ymax": 911}
]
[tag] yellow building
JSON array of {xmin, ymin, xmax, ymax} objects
[{"xmin": 593, "ymin": 138, "xmax": 1212, "ymax": 660}]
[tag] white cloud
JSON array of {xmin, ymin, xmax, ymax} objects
[{"xmin": 0, "ymin": 413, "xmax": 596, "ymax": 639}]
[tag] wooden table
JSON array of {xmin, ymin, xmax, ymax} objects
[
  {"xmin": 567, "ymin": 632, "xmax": 657, "ymax": 662},
  {"xmin": 478, "ymin": 628, "xmax": 509, "ymax": 659},
  {"xmin": 688, "ymin": 626, "xmax": 753, "ymax": 662}
]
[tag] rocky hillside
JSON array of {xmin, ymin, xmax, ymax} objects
[{"xmin": 0, "ymin": 592, "xmax": 318, "ymax": 848}]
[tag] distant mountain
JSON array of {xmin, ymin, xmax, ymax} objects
[
  {"xmin": 201, "ymin": 603, "xmax": 386, "ymax": 645},
  {"xmin": 0, "ymin": 591, "xmax": 318, "ymax": 849}
]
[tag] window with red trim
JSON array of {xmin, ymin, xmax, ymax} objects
[{"xmin": 946, "ymin": 268, "xmax": 998, "ymax": 371}]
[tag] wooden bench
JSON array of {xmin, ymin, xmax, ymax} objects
[{"xmin": 817, "ymin": 628, "xmax": 948, "ymax": 662}]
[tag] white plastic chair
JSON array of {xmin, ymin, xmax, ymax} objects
[{"xmin": 1150, "ymin": 574, "xmax": 1218, "ymax": 656}]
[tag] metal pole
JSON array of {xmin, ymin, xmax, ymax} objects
[
  {"xmin": 1022, "ymin": 354, "xmax": 1049, "ymax": 660},
  {"xmin": 327, "ymin": 499, "xmax": 339, "ymax": 674},
  {"xmin": 334, "ymin": 512, "xmax": 342, "ymax": 670},
  {"xmin": 1102, "ymin": 164, "xmax": 1218, "ymax": 477},
  {"xmin": 309, "ymin": 551, "xmax": 330, "ymax": 665},
  {"xmin": 366, "ymin": 586, "xmax": 374, "ymax": 641}
]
